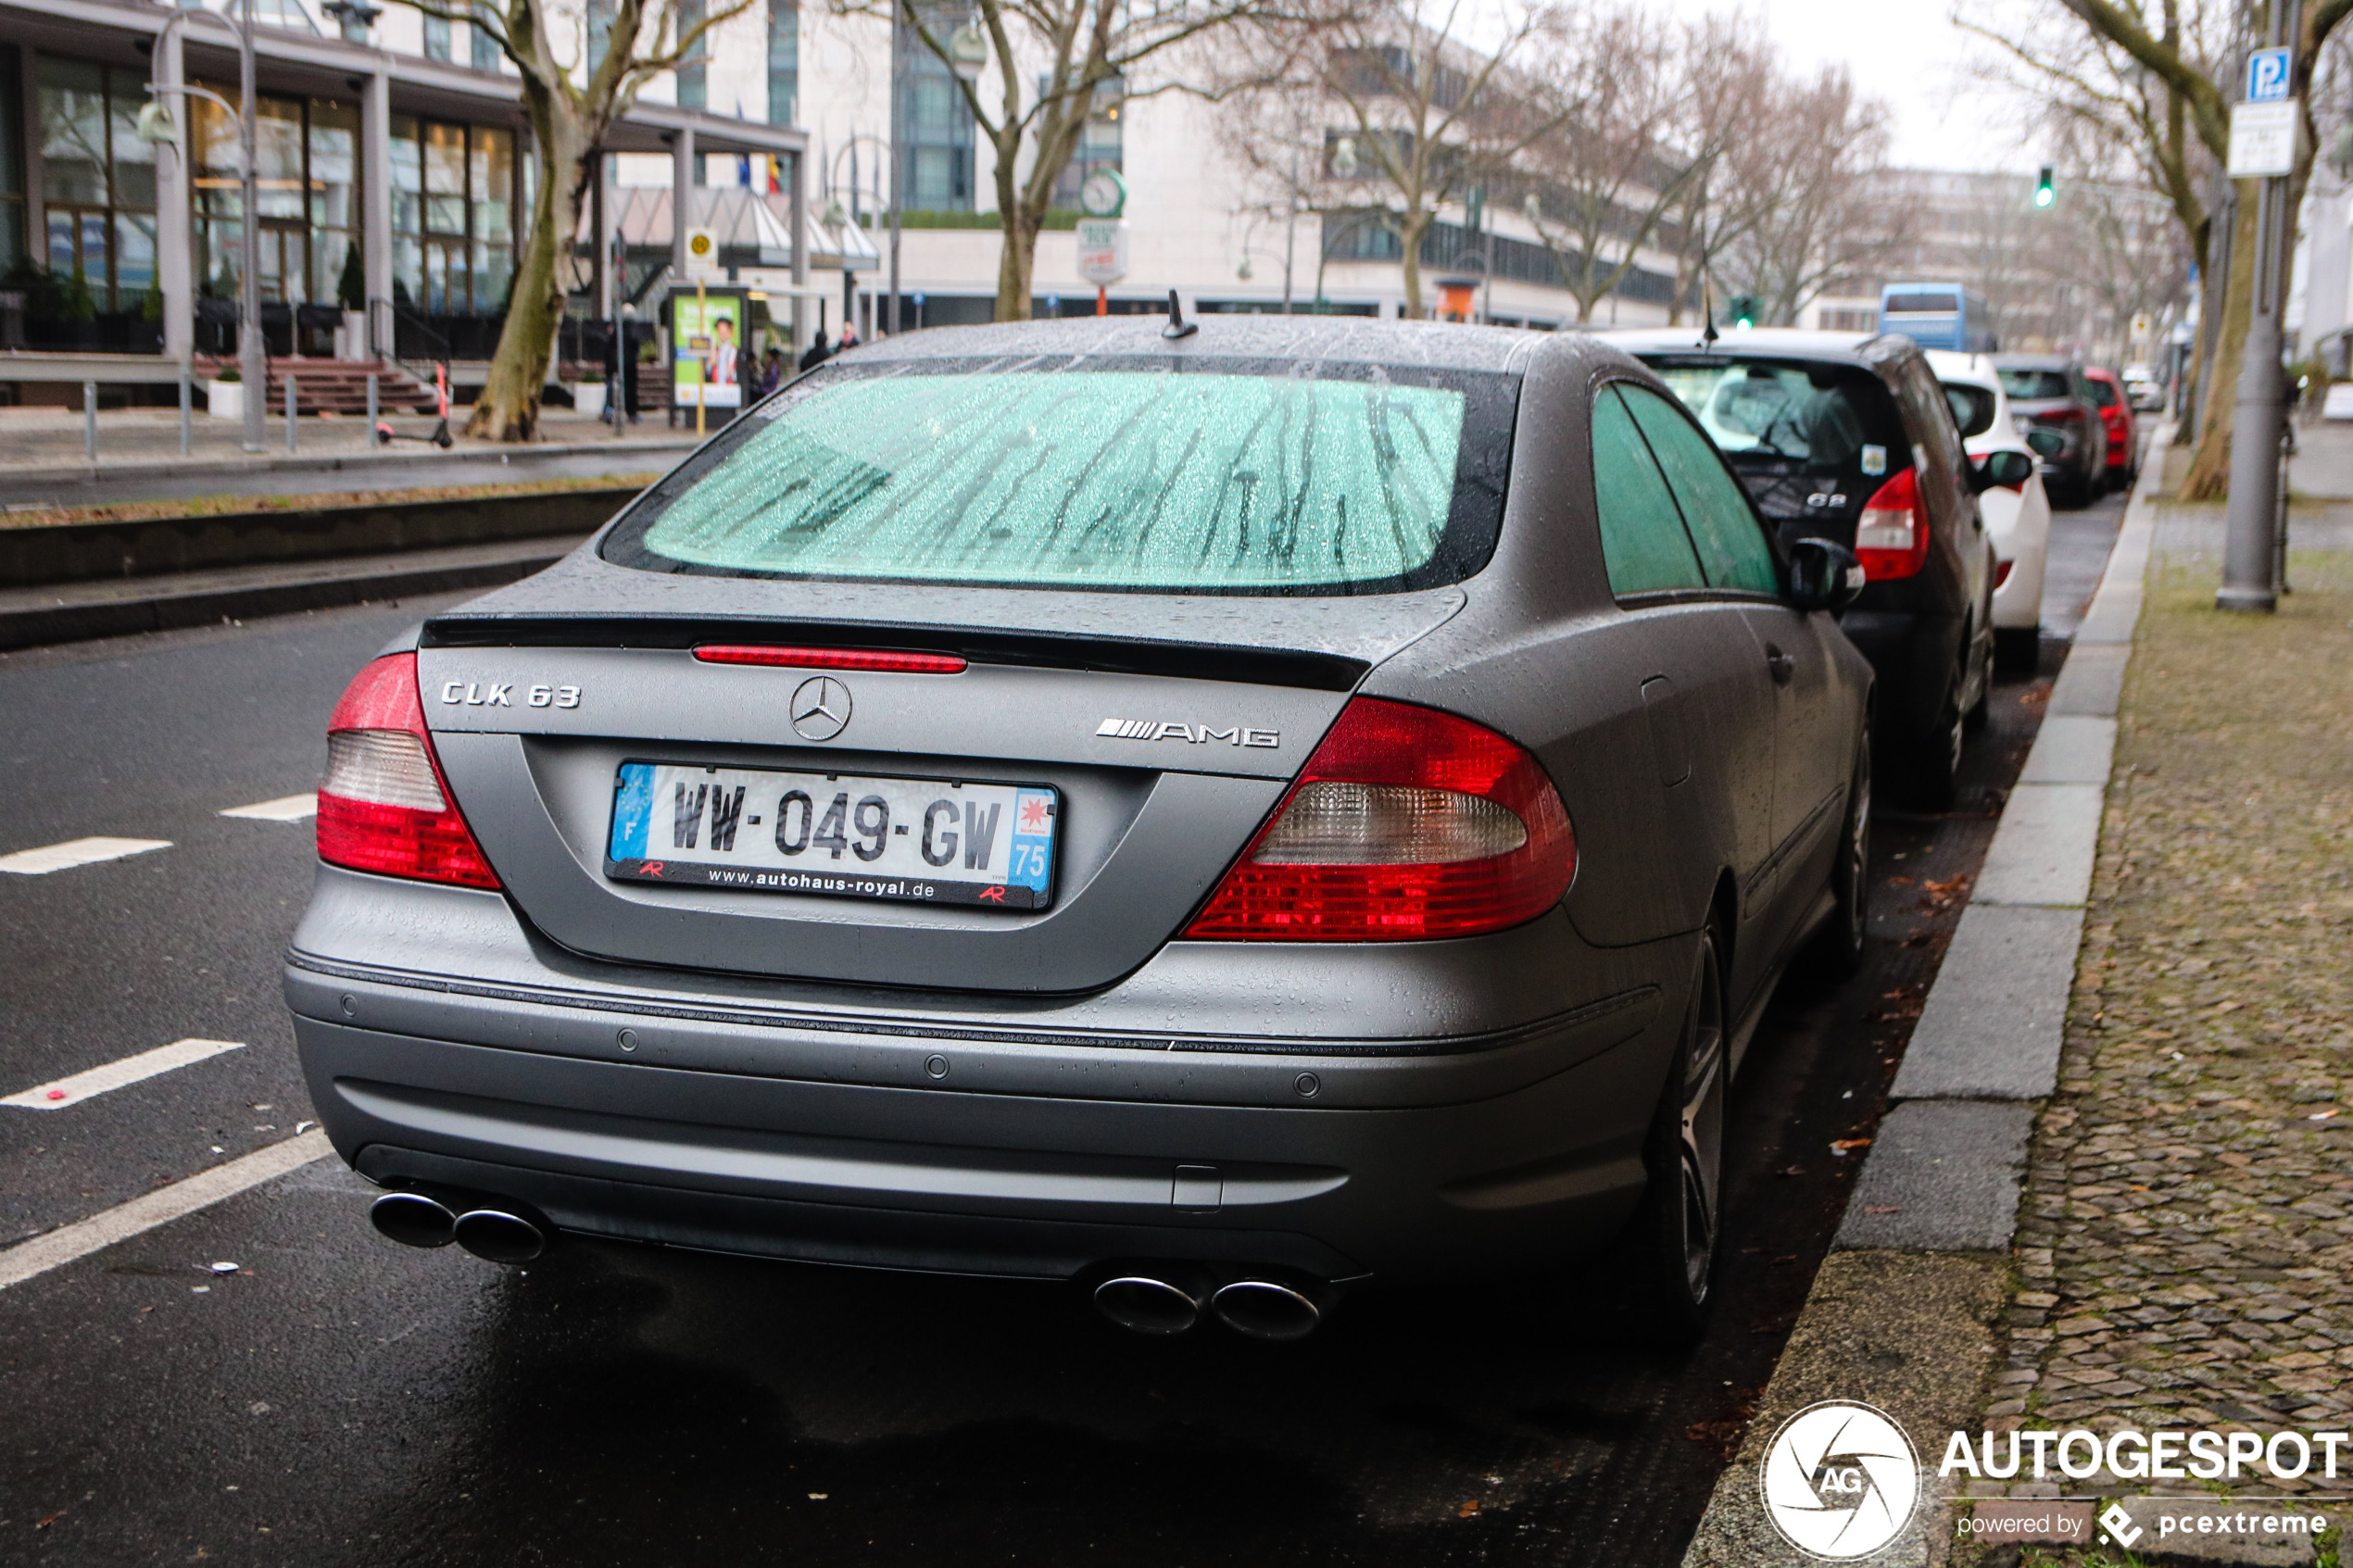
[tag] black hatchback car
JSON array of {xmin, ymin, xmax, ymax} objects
[
  {"xmin": 1995, "ymin": 356, "xmax": 2110, "ymax": 506},
  {"xmin": 1611, "ymin": 328, "xmax": 2021, "ymax": 808},
  {"xmin": 293, "ymin": 318, "xmax": 1873, "ymax": 1342}
]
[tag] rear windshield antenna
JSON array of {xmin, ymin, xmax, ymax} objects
[
  {"xmin": 1164, "ymin": 289, "xmax": 1198, "ymax": 340},
  {"xmin": 1701, "ymin": 279, "xmax": 1719, "ymax": 347}
]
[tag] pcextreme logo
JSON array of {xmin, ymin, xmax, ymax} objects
[{"xmin": 1759, "ymin": 1400, "xmax": 1923, "ymax": 1560}]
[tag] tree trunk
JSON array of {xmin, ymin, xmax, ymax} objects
[
  {"xmin": 995, "ymin": 215, "xmax": 1038, "ymax": 321},
  {"xmin": 2179, "ymin": 193, "xmax": 2259, "ymax": 501},
  {"xmin": 467, "ymin": 104, "xmax": 586, "ymax": 442},
  {"xmin": 1399, "ymin": 211, "xmax": 1428, "ymax": 319}
]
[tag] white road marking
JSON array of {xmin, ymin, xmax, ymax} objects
[
  {"xmin": 0, "ymin": 1130, "xmax": 332, "ymax": 1292},
  {"xmin": 0, "ymin": 837, "xmax": 171, "ymax": 875},
  {"xmin": 220, "ymin": 794, "xmax": 318, "ymax": 822},
  {"xmin": 2, "ymin": 1038, "xmax": 245, "ymax": 1110}
]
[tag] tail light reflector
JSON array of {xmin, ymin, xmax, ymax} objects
[
  {"xmin": 1855, "ymin": 468, "xmax": 1931, "ymax": 581},
  {"xmin": 1994, "ymin": 558, "xmax": 2015, "ymax": 589},
  {"xmin": 1185, "ymin": 697, "xmax": 1575, "ymax": 941},
  {"xmin": 694, "ymin": 645, "xmax": 968, "ymax": 674},
  {"xmin": 317, "ymin": 654, "xmax": 501, "ymax": 888}
]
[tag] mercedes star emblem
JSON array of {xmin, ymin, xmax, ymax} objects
[{"xmin": 789, "ymin": 675, "xmax": 853, "ymax": 742}]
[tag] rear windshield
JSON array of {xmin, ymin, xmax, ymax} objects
[
  {"xmin": 2087, "ymin": 377, "xmax": 2121, "ymax": 408},
  {"xmin": 2000, "ymin": 369, "xmax": 2072, "ymax": 401},
  {"xmin": 1647, "ymin": 360, "xmax": 1887, "ymax": 467},
  {"xmin": 1885, "ymin": 291, "xmax": 1959, "ymax": 314},
  {"xmin": 599, "ymin": 358, "xmax": 1519, "ymax": 596}
]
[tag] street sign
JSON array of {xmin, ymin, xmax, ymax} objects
[
  {"xmin": 684, "ymin": 226, "xmax": 721, "ymax": 280},
  {"xmin": 1076, "ymin": 218, "xmax": 1128, "ymax": 286},
  {"xmin": 2246, "ymin": 46, "xmax": 2292, "ymax": 103},
  {"xmin": 2228, "ymin": 99, "xmax": 2297, "ymax": 178}
]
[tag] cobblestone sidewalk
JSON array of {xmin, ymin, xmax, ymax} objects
[{"xmin": 1956, "ymin": 539, "xmax": 2353, "ymax": 1561}]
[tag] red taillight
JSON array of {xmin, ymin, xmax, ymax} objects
[
  {"xmin": 1994, "ymin": 558, "xmax": 2015, "ymax": 588},
  {"xmin": 1184, "ymin": 697, "xmax": 1576, "ymax": 941},
  {"xmin": 316, "ymin": 653, "xmax": 501, "ymax": 889},
  {"xmin": 1855, "ymin": 468, "xmax": 1931, "ymax": 581},
  {"xmin": 2034, "ymin": 407, "xmax": 2084, "ymax": 424},
  {"xmin": 693, "ymin": 645, "xmax": 968, "ymax": 674}
]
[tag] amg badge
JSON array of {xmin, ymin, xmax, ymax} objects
[{"xmin": 1096, "ymin": 719, "xmax": 1278, "ymax": 747}]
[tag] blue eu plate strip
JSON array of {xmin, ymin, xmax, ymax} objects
[
  {"xmin": 1007, "ymin": 788, "xmax": 1055, "ymax": 895},
  {"xmin": 610, "ymin": 763, "xmax": 654, "ymax": 859}
]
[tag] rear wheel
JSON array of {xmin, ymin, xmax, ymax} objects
[
  {"xmin": 1901, "ymin": 663, "xmax": 1966, "ymax": 811},
  {"xmin": 1632, "ymin": 930, "xmax": 1727, "ymax": 1346}
]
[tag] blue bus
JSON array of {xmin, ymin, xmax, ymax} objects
[{"xmin": 1879, "ymin": 283, "xmax": 1997, "ymax": 352}]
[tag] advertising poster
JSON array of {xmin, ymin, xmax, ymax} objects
[{"xmin": 673, "ymin": 291, "xmax": 746, "ymax": 408}]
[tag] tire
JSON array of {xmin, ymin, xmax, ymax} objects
[
  {"xmin": 1802, "ymin": 747, "xmax": 1870, "ymax": 982},
  {"xmin": 1994, "ymin": 626, "xmax": 2040, "ymax": 675},
  {"xmin": 1901, "ymin": 664, "xmax": 1966, "ymax": 811},
  {"xmin": 1632, "ymin": 929, "xmax": 1728, "ymax": 1346},
  {"xmin": 1963, "ymin": 636, "xmax": 1993, "ymax": 733}
]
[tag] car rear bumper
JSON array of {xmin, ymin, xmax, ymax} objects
[
  {"xmin": 285, "ymin": 869, "xmax": 1686, "ymax": 1284},
  {"xmin": 1834, "ymin": 608, "xmax": 1962, "ymax": 735}
]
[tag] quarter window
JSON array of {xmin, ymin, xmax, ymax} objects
[
  {"xmin": 1591, "ymin": 385, "xmax": 1706, "ymax": 596},
  {"xmin": 1618, "ymin": 384, "xmax": 1780, "ymax": 595}
]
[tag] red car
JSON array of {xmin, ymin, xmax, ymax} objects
[{"xmin": 2082, "ymin": 367, "xmax": 2137, "ymax": 487}]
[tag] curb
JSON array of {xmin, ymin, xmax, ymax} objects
[
  {"xmin": 1679, "ymin": 439, "xmax": 2171, "ymax": 1568},
  {"xmin": 0, "ymin": 534, "xmax": 580, "ymax": 650}
]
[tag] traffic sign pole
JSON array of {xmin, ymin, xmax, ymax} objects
[{"xmin": 2220, "ymin": 16, "xmax": 2301, "ymax": 612}]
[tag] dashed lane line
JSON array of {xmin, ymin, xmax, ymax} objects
[
  {"xmin": 2, "ymin": 1038, "xmax": 245, "ymax": 1110},
  {"xmin": 0, "ymin": 837, "xmax": 170, "ymax": 875},
  {"xmin": 220, "ymin": 793, "xmax": 318, "ymax": 822},
  {"xmin": 0, "ymin": 1130, "xmax": 333, "ymax": 1292}
]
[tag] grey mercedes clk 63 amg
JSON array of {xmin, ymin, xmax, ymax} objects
[{"xmin": 288, "ymin": 317, "xmax": 1873, "ymax": 1342}]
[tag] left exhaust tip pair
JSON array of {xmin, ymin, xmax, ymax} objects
[
  {"xmin": 1093, "ymin": 1269, "xmax": 1328, "ymax": 1341},
  {"xmin": 369, "ymin": 1191, "xmax": 547, "ymax": 1264}
]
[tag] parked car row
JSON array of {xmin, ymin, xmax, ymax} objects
[{"xmin": 288, "ymin": 310, "xmax": 2051, "ymax": 1353}]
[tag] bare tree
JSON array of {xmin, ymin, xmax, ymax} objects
[
  {"xmin": 1960, "ymin": 0, "xmax": 2353, "ymax": 496},
  {"xmin": 1718, "ymin": 64, "xmax": 1893, "ymax": 324},
  {"xmin": 837, "ymin": 0, "xmax": 1298, "ymax": 320},
  {"xmin": 1658, "ymin": 15, "xmax": 1774, "ymax": 325},
  {"xmin": 1516, "ymin": 0, "xmax": 1706, "ymax": 323},
  {"xmin": 1222, "ymin": 0, "xmax": 1567, "ymax": 319},
  {"xmin": 420, "ymin": 0, "xmax": 755, "ymax": 441}
]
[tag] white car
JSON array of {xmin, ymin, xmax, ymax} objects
[{"xmin": 1929, "ymin": 350, "xmax": 2050, "ymax": 671}]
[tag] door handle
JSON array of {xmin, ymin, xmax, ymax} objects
[{"xmin": 1766, "ymin": 646, "xmax": 1796, "ymax": 685}]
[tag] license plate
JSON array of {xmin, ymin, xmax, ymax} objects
[{"xmin": 606, "ymin": 762, "xmax": 1059, "ymax": 910}]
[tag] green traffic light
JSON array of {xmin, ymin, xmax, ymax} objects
[
  {"xmin": 2034, "ymin": 187, "xmax": 2055, "ymax": 208},
  {"xmin": 2035, "ymin": 163, "xmax": 2056, "ymax": 208}
]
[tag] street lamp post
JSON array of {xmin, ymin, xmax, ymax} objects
[
  {"xmin": 141, "ymin": 2, "xmax": 266, "ymax": 451},
  {"xmin": 830, "ymin": 133, "xmax": 895, "ymax": 338}
]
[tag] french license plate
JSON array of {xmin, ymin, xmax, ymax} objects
[{"xmin": 606, "ymin": 762, "xmax": 1059, "ymax": 910}]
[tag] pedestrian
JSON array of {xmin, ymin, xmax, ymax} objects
[
  {"xmin": 760, "ymin": 345, "xmax": 785, "ymax": 397},
  {"xmin": 798, "ymin": 332, "xmax": 831, "ymax": 373}
]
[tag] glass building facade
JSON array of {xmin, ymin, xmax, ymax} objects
[
  {"xmin": 896, "ymin": 16, "xmax": 975, "ymax": 212},
  {"xmin": 390, "ymin": 117, "xmax": 517, "ymax": 313},
  {"xmin": 37, "ymin": 56, "xmax": 157, "ymax": 312},
  {"xmin": 191, "ymin": 89, "xmax": 358, "ymax": 307}
]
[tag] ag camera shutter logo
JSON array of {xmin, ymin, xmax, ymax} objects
[{"xmin": 1759, "ymin": 1400, "xmax": 1921, "ymax": 1560}]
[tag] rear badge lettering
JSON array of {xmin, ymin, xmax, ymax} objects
[
  {"xmin": 437, "ymin": 681, "xmax": 577, "ymax": 709},
  {"xmin": 1097, "ymin": 718, "xmax": 1278, "ymax": 747}
]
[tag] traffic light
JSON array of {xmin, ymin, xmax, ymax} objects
[
  {"xmin": 1727, "ymin": 294, "xmax": 1759, "ymax": 330},
  {"xmin": 2035, "ymin": 164, "xmax": 2056, "ymax": 208}
]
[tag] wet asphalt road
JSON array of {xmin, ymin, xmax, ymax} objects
[{"xmin": 0, "ymin": 490, "xmax": 2123, "ymax": 1567}]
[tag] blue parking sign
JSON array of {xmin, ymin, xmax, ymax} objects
[{"xmin": 2247, "ymin": 46, "xmax": 2292, "ymax": 103}]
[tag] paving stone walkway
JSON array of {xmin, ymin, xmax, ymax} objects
[{"xmin": 1955, "ymin": 533, "xmax": 2353, "ymax": 1560}]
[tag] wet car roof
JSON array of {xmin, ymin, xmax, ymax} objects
[{"xmin": 830, "ymin": 315, "xmax": 1549, "ymax": 375}]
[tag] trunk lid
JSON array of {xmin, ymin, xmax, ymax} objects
[{"xmin": 416, "ymin": 554, "xmax": 1466, "ymax": 993}]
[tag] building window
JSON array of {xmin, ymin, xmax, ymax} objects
[
  {"xmin": 767, "ymin": 0, "xmax": 799, "ymax": 125},
  {"xmin": 471, "ymin": 16, "xmax": 502, "ymax": 72},
  {"xmin": 586, "ymin": 0, "xmax": 615, "ymax": 71},
  {"xmin": 36, "ymin": 56, "xmax": 157, "ymax": 313},
  {"xmin": 388, "ymin": 115, "xmax": 517, "ymax": 315},
  {"xmin": 423, "ymin": 15, "xmax": 453, "ymax": 61},
  {"xmin": 0, "ymin": 46, "xmax": 30, "ymax": 274},
  {"xmin": 897, "ymin": 11, "xmax": 975, "ymax": 212},
  {"xmin": 1051, "ymin": 77, "xmax": 1121, "ymax": 210},
  {"xmin": 676, "ymin": 0, "xmax": 706, "ymax": 109},
  {"xmin": 193, "ymin": 89, "xmax": 362, "ymax": 310}
]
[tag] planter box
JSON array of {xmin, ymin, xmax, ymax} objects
[
  {"xmin": 572, "ymin": 381, "xmax": 608, "ymax": 418},
  {"xmin": 206, "ymin": 380, "xmax": 243, "ymax": 420}
]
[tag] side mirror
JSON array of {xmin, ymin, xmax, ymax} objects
[
  {"xmin": 2024, "ymin": 427, "xmax": 2066, "ymax": 460},
  {"xmin": 1787, "ymin": 537, "xmax": 1865, "ymax": 614},
  {"xmin": 1969, "ymin": 449, "xmax": 2036, "ymax": 492}
]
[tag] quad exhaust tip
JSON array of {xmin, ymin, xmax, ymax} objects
[
  {"xmin": 370, "ymin": 1191, "xmax": 456, "ymax": 1248},
  {"xmin": 1092, "ymin": 1266, "xmax": 1327, "ymax": 1339},
  {"xmin": 368, "ymin": 1191, "xmax": 546, "ymax": 1263}
]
